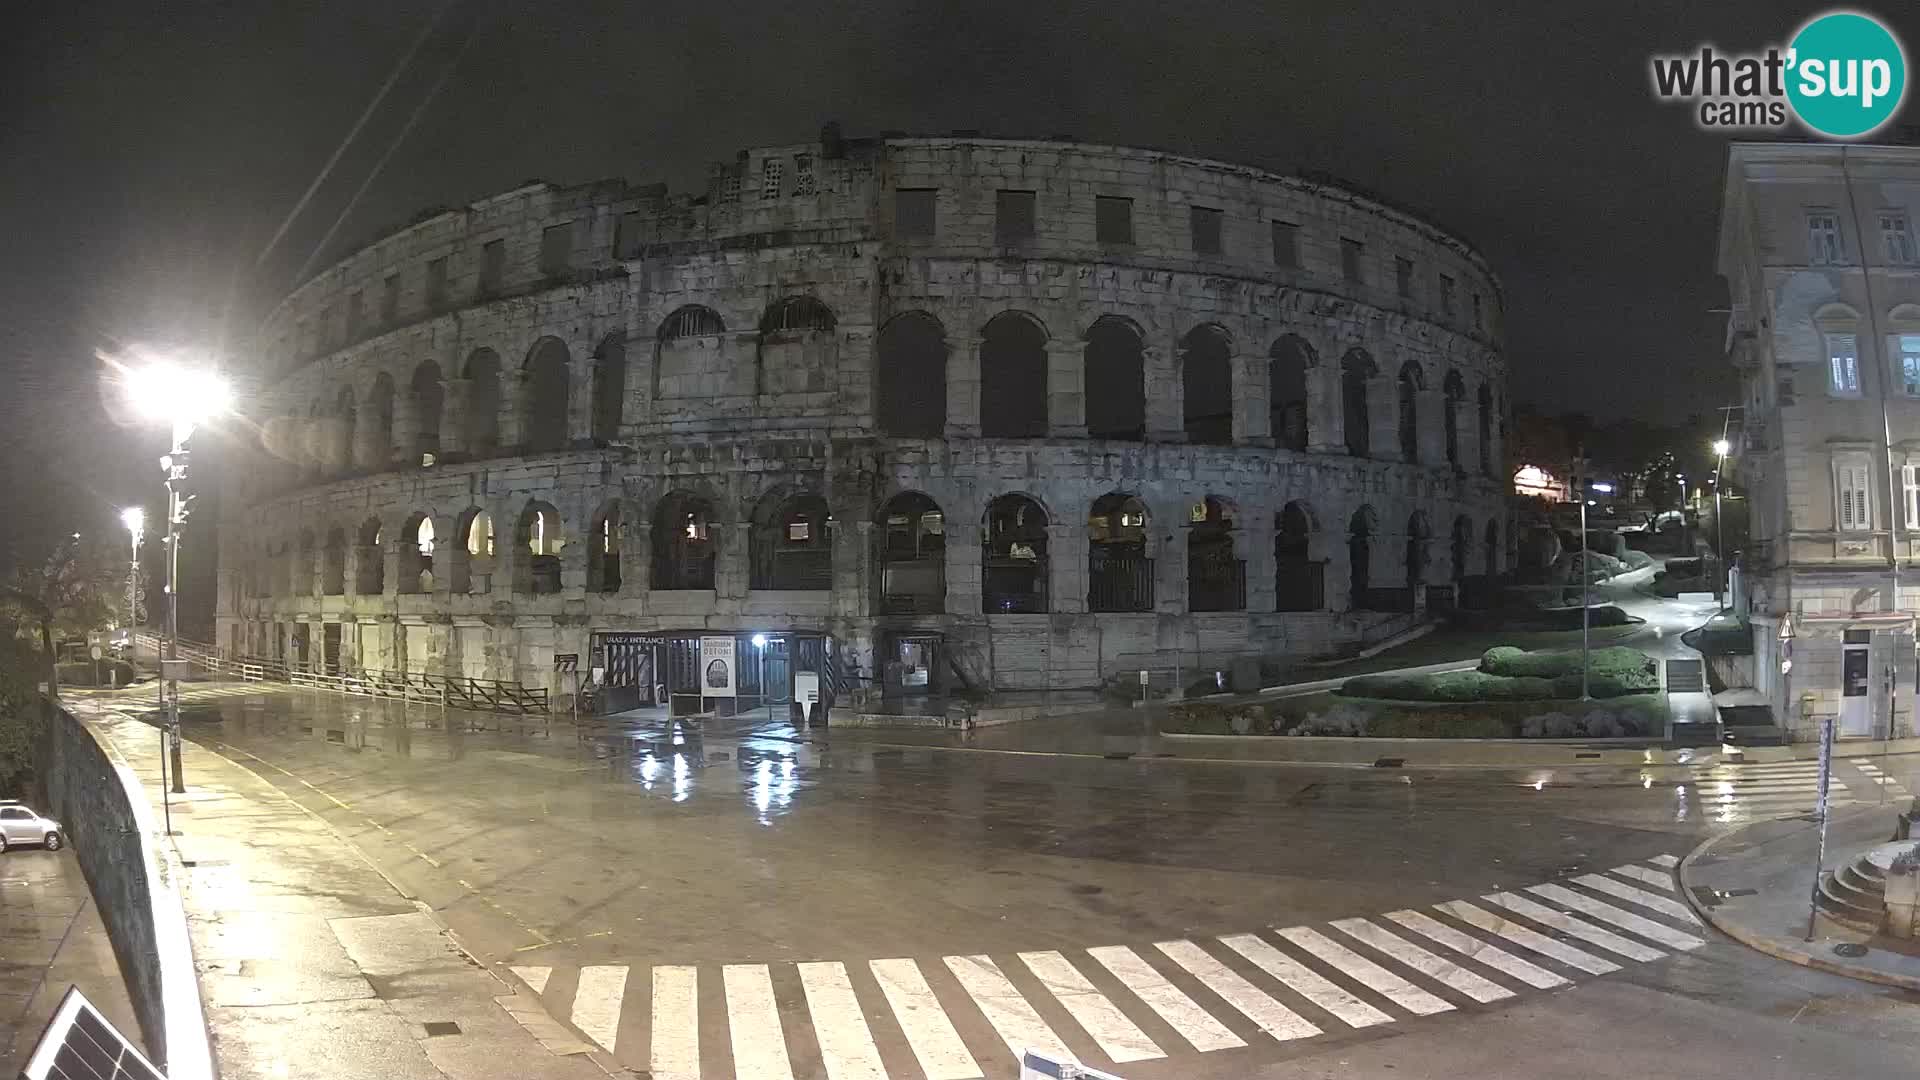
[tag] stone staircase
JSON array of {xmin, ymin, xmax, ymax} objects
[{"xmin": 1817, "ymin": 842, "xmax": 1912, "ymax": 931}]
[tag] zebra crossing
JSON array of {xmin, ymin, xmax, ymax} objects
[
  {"xmin": 508, "ymin": 854, "xmax": 1702, "ymax": 1078},
  {"xmin": 1670, "ymin": 756, "xmax": 1912, "ymax": 823}
]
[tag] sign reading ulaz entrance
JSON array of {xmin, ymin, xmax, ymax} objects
[{"xmin": 699, "ymin": 636, "xmax": 736, "ymax": 697}]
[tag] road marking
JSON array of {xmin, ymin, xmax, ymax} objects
[
  {"xmin": 1435, "ymin": 901, "xmax": 1619, "ymax": 976},
  {"xmin": 1526, "ymin": 885, "xmax": 1705, "ymax": 951},
  {"xmin": 1610, "ymin": 864, "xmax": 1677, "ymax": 890},
  {"xmin": 1157, "ymin": 939, "xmax": 1323, "ymax": 1041},
  {"xmin": 798, "ymin": 962, "xmax": 888, "ymax": 1080},
  {"xmin": 1645, "ymin": 855, "xmax": 1680, "ymax": 868},
  {"xmin": 1018, "ymin": 951, "xmax": 1164, "ymax": 1063},
  {"xmin": 1570, "ymin": 874, "xmax": 1700, "ymax": 924},
  {"xmin": 1329, "ymin": 918, "xmax": 1514, "ymax": 1003},
  {"xmin": 572, "ymin": 965, "xmax": 627, "ymax": 1054},
  {"xmin": 724, "ymin": 964, "xmax": 795, "ymax": 1080},
  {"xmin": 1483, "ymin": 893, "xmax": 1665, "ymax": 962},
  {"xmin": 651, "ymin": 965, "xmax": 700, "ymax": 1080},
  {"xmin": 1384, "ymin": 909, "xmax": 1569, "ymax": 990},
  {"xmin": 869, "ymin": 959, "xmax": 980, "ymax": 1080},
  {"xmin": 1274, "ymin": 926, "xmax": 1452, "ymax": 1015},
  {"xmin": 1218, "ymin": 933, "xmax": 1392, "ymax": 1028},
  {"xmin": 945, "ymin": 955, "xmax": 1073, "ymax": 1063},
  {"xmin": 1085, "ymin": 945, "xmax": 1245, "ymax": 1053},
  {"xmin": 510, "ymin": 965, "xmax": 551, "ymax": 994}
]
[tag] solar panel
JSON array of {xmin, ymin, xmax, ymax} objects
[{"xmin": 18, "ymin": 986, "xmax": 166, "ymax": 1080}]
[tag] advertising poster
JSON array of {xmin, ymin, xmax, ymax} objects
[{"xmin": 700, "ymin": 635, "xmax": 737, "ymax": 697}]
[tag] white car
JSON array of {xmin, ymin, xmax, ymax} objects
[{"xmin": 0, "ymin": 801, "xmax": 64, "ymax": 852}]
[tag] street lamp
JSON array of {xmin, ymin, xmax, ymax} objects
[
  {"xmin": 119, "ymin": 508, "xmax": 144, "ymax": 638},
  {"xmin": 123, "ymin": 353, "xmax": 232, "ymax": 796},
  {"xmin": 1712, "ymin": 439, "xmax": 1731, "ymax": 608}
]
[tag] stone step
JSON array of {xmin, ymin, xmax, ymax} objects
[
  {"xmin": 1829, "ymin": 867, "xmax": 1884, "ymax": 908},
  {"xmin": 1817, "ymin": 873, "xmax": 1883, "ymax": 931},
  {"xmin": 1840, "ymin": 860, "xmax": 1887, "ymax": 895}
]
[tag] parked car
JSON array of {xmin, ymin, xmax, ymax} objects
[{"xmin": 0, "ymin": 801, "xmax": 63, "ymax": 852}]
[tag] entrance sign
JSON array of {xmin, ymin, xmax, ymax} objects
[
  {"xmin": 700, "ymin": 636, "xmax": 737, "ymax": 697},
  {"xmin": 794, "ymin": 671, "xmax": 821, "ymax": 721}
]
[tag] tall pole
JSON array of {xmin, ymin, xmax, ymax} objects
[
  {"xmin": 1575, "ymin": 452, "xmax": 1590, "ymax": 700},
  {"xmin": 164, "ymin": 422, "xmax": 186, "ymax": 794}
]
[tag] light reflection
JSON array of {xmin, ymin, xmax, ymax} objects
[
  {"xmin": 673, "ymin": 753, "xmax": 691, "ymax": 802},
  {"xmin": 1532, "ymin": 779, "xmax": 1546, "ymax": 791}
]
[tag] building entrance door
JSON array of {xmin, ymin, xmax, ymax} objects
[{"xmin": 1841, "ymin": 634, "xmax": 1873, "ymax": 737}]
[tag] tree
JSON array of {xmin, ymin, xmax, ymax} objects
[{"xmin": 9, "ymin": 532, "xmax": 129, "ymax": 642}]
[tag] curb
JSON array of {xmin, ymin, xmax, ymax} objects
[{"xmin": 1677, "ymin": 812, "xmax": 1920, "ymax": 993}]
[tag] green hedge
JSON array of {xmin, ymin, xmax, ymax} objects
[{"xmin": 1335, "ymin": 646, "xmax": 1658, "ymax": 703}]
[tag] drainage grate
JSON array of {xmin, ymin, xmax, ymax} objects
[
  {"xmin": 1373, "ymin": 757, "xmax": 1405, "ymax": 768},
  {"xmin": 1833, "ymin": 943, "xmax": 1869, "ymax": 958},
  {"xmin": 423, "ymin": 1021, "xmax": 462, "ymax": 1037},
  {"xmin": 1575, "ymin": 752, "xmax": 1601, "ymax": 759},
  {"xmin": 1103, "ymin": 751, "xmax": 1134, "ymax": 760},
  {"xmin": 1690, "ymin": 885, "xmax": 1723, "ymax": 910}
]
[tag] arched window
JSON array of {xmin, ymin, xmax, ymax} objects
[
  {"xmin": 1477, "ymin": 382, "xmax": 1493, "ymax": 477},
  {"xmin": 756, "ymin": 298, "xmax": 837, "ymax": 398},
  {"xmin": 1406, "ymin": 512, "xmax": 1431, "ymax": 592},
  {"xmin": 1269, "ymin": 336, "xmax": 1314, "ymax": 451},
  {"xmin": 875, "ymin": 311, "xmax": 947, "ymax": 438},
  {"xmin": 1084, "ymin": 316, "xmax": 1145, "ymax": 440},
  {"xmin": 760, "ymin": 297, "xmax": 836, "ymax": 335},
  {"xmin": 399, "ymin": 513, "xmax": 434, "ymax": 593},
  {"xmin": 1187, "ymin": 496, "xmax": 1244, "ymax": 612},
  {"xmin": 322, "ymin": 527, "xmax": 347, "ymax": 595},
  {"xmin": 355, "ymin": 517, "xmax": 384, "ymax": 595},
  {"xmin": 980, "ymin": 312, "xmax": 1048, "ymax": 438},
  {"xmin": 984, "ymin": 494, "xmax": 1048, "ymax": 613},
  {"xmin": 591, "ymin": 335, "xmax": 626, "ymax": 445},
  {"xmin": 1348, "ymin": 507, "xmax": 1375, "ymax": 608},
  {"xmin": 464, "ymin": 349, "xmax": 501, "ymax": 457},
  {"xmin": 1484, "ymin": 518, "xmax": 1501, "ymax": 578},
  {"xmin": 516, "ymin": 502, "xmax": 563, "ymax": 595},
  {"xmin": 334, "ymin": 387, "xmax": 357, "ymax": 475},
  {"xmin": 365, "ymin": 373, "xmax": 395, "ymax": 469},
  {"xmin": 1182, "ymin": 325, "xmax": 1233, "ymax": 445},
  {"xmin": 1088, "ymin": 493, "xmax": 1153, "ymax": 612},
  {"xmin": 1275, "ymin": 502, "xmax": 1322, "ymax": 611},
  {"xmin": 588, "ymin": 502, "xmax": 623, "ymax": 594},
  {"xmin": 523, "ymin": 337, "xmax": 570, "ymax": 454},
  {"xmin": 1397, "ymin": 362, "xmax": 1422, "ymax": 462},
  {"xmin": 874, "ymin": 492, "xmax": 945, "ymax": 613},
  {"xmin": 410, "ymin": 361, "xmax": 443, "ymax": 460},
  {"xmin": 1443, "ymin": 370, "xmax": 1465, "ymax": 468},
  {"xmin": 751, "ymin": 492, "xmax": 833, "ymax": 591},
  {"xmin": 1451, "ymin": 515, "xmax": 1472, "ymax": 582},
  {"xmin": 658, "ymin": 304, "xmax": 726, "ymax": 341},
  {"xmin": 652, "ymin": 492, "xmax": 716, "ymax": 591},
  {"xmin": 1343, "ymin": 350, "xmax": 1376, "ymax": 458},
  {"xmin": 450, "ymin": 508, "xmax": 495, "ymax": 594}
]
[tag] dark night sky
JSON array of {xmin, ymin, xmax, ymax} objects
[{"xmin": 3, "ymin": 1, "xmax": 1916, "ymax": 558}]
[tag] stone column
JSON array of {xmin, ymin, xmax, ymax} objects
[
  {"xmin": 1046, "ymin": 343, "xmax": 1086, "ymax": 438},
  {"xmin": 567, "ymin": 355, "xmax": 595, "ymax": 447},
  {"xmin": 1143, "ymin": 346, "xmax": 1183, "ymax": 442},
  {"xmin": 441, "ymin": 377, "xmax": 470, "ymax": 458},
  {"xmin": 722, "ymin": 522, "xmax": 752, "ymax": 600},
  {"xmin": 945, "ymin": 338, "xmax": 982, "ymax": 438},
  {"xmin": 430, "ymin": 524, "xmax": 455, "ymax": 602},
  {"xmin": 308, "ymin": 545, "xmax": 325, "ymax": 600},
  {"xmin": 382, "ymin": 537, "xmax": 403, "ymax": 598},
  {"xmin": 559, "ymin": 531, "xmax": 589, "ymax": 598},
  {"xmin": 1245, "ymin": 516, "xmax": 1276, "ymax": 612},
  {"xmin": 945, "ymin": 520, "xmax": 982, "ymax": 615},
  {"xmin": 1047, "ymin": 522, "xmax": 1086, "ymax": 613},
  {"xmin": 620, "ymin": 509, "xmax": 648, "ymax": 599},
  {"xmin": 343, "ymin": 543, "xmax": 364, "ymax": 597},
  {"xmin": 1327, "ymin": 526, "xmax": 1355, "ymax": 611},
  {"xmin": 1366, "ymin": 377, "xmax": 1401, "ymax": 462},
  {"xmin": 1233, "ymin": 354, "xmax": 1272, "ymax": 447},
  {"xmin": 1416, "ymin": 387, "xmax": 1447, "ymax": 467},
  {"xmin": 1306, "ymin": 364, "xmax": 1345, "ymax": 455},
  {"xmin": 842, "ymin": 520, "xmax": 875, "ymax": 619},
  {"xmin": 499, "ymin": 371, "xmax": 528, "ymax": 453},
  {"xmin": 1157, "ymin": 524, "xmax": 1188, "ymax": 616}
]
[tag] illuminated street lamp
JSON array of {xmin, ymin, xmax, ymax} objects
[
  {"xmin": 1712, "ymin": 438, "xmax": 1731, "ymax": 608},
  {"xmin": 124, "ymin": 353, "xmax": 232, "ymax": 796},
  {"xmin": 119, "ymin": 508, "xmax": 144, "ymax": 636}
]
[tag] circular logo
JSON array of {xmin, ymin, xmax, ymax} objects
[{"xmin": 1786, "ymin": 12, "xmax": 1908, "ymax": 138}]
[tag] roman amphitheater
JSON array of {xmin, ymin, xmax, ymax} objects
[{"xmin": 217, "ymin": 129, "xmax": 1509, "ymax": 715}]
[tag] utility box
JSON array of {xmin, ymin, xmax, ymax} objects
[{"xmin": 1889, "ymin": 847, "xmax": 1920, "ymax": 940}]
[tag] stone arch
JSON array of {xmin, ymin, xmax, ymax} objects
[
  {"xmin": 873, "ymin": 491, "xmax": 946, "ymax": 614},
  {"xmin": 451, "ymin": 507, "xmax": 496, "ymax": 595},
  {"xmin": 983, "ymin": 493, "xmax": 1049, "ymax": 613},
  {"xmin": 757, "ymin": 298, "xmax": 838, "ymax": 398},
  {"xmin": 399, "ymin": 511, "xmax": 435, "ymax": 594},
  {"xmin": 1451, "ymin": 514, "xmax": 1473, "ymax": 582},
  {"xmin": 321, "ymin": 525, "xmax": 347, "ymax": 595},
  {"xmin": 410, "ymin": 360, "xmax": 443, "ymax": 460},
  {"xmin": 760, "ymin": 296, "xmax": 837, "ymax": 334},
  {"xmin": 1406, "ymin": 510, "xmax": 1432, "ymax": 589},
  {"xmin": 750, "ymin": 489, "xmax": 833, "ymax": 591},
  {"xmin": 590, "ymin": 334, "xmax": 627, "ymax": 445},
  {"xmin": 514, "ymin": 501, "xmax": 564, "ymax": 595},
  {"xmin": 1443, "ymin": 369, "xmax": 1465, "ymax": 468},
  {"xmin": 875, "ymin": 311, "xmax": 947, "ymax": 438},
  {"xmin": 1187, "ymin": 495, "xmax": 1244, "ymax": 612},
  {"xmin": 522, "ymin": 337, "xmax": 570, "ymax": 454},
  {"xmin": 1342, "ymin": 349, "xmax": 1377, "ymax": 458},
  {"xmin": 1397, "ymin": 360, "xmax": 1423, "ymax": 463},
  {"xmin": 1348, "ymin": 506, "xmax": 1377, "ymax": 605},
  {"xmin": 1182, "ymin": 324, "xmax": 1233, "ymax": 445},
  {"xmin": 658, "ymin": 304, "xmax": 726, "ymax": 341},
  {"xmin": 1275, "ymin": 500, "xmax": 1323, "ymax": 611},
  {"xmin": 587, "ymin": 499, "xmax": 625, "ymax": 594},
  {"xmin": 365, "ymin": 372, "xmax": 395, "ymax": 469},
  {"xmin": 1269, "ymin": 335, "xmax": 1315, "ymax": 452},
  {"xmin": 979, "ymin": 311, "xmax": 1049, "ymax": 438},
  {"xmin": 1089, "ymin": 492, "xmax": 1153, "ymax": 612},
  {"xmin": 464, "ymin": 349, "xmax": 501, "ymax": 457},
  {"xmin": 652, "ymin": 491, "xmax": 717, "ymax": 591},
  {"xmin": 333, "ymin": 385, "xmax": 357, "ymax": 475},
  {"xmin": 355, "ymin": 516, "xmax": 384, "ymax": 595},
  {"xmin": 1084, "ymin": 315, "xmax": 1145, "ymax": 441},
  {"xmin": 1476, "ymin": 381, "xmax": 1494, "ymax": 476}
]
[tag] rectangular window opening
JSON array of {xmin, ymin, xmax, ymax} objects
[
  {"xmin": 540, "ymin": 222, "xmax": 573, "ymax": 276},
  {"xmin": 425, "ymin": 256, "xmax": 448, "ymax": 309},
  {"xmin": 1809, "ymin": 211, "xmax": 1844, "ymax": 265},
  {"xmin": 1837, "ymin": 453, "xmax": 1873, "ymax": 532},
  {"xmin": 1190, "ymin": 205, "xmax": 1222, "ymax": 255},
  {"xmin": 1096, "ymin": 196, "xmax": 1134, "ymax": 245},
  {"xmin": 1439, "ymin": 274, "xmax": 1456, "ymax": 317},
  {"xmin": 479, "ymin": 239, "xmax": 506, "ymax": 295},
  {"xmin": 761, "ymin": 158, "xmax": 784, "ymax": 200},
  {"xmin": 996, "ymin": 190, "xmax": 1037, "ymax": 243},
  {"xmin": 1394, "ymin": 256, "xmax": 1414, "ymax": 299},
  {"xmin": 1828, "ymin": 332, "xmax": 1861, "ymax": 395},
  {"xmin": 1340, "ymin": 237, "xmax": 1364, "ymax": 283},
  {"xmin": 895, "ymin": 188, "xmax": 936, "ymax": 238},
  {"xmin": 1271, "ymin": 221, "xmax": 1299, "ymax": 268},
  {"xmin": 1882, "ymin": 212, "xmax": 1917, "ymax": 265},
  {"xmin": 381, "ymin": 274, "xmax": 400, "ymax": 324}
]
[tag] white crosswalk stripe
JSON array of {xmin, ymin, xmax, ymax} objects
[
  {"xmin": 1525, "ymin": 884, "xmax": 1706, "ymax": 951},
  {"xmin": 1329, "ymin": 918, "xmax": 1515, "ymax": 1003},
  {"xmin": 1018, "ymin": 951, "xmax": 1163, "ymax": 1063},
  {"xmin": 1482, "ymin": 893, "xmax": 1666, "ymax": 962},
  {"xmin": 1085, "ymin": 945, "xmax": 1245, "ymax": 1053},
  {"xmin": 1274, "ymin": 926, "xmax": 1452, "ymax": 1016},
  {"xmin": 520, "ymin": 857, "xmax": 1715, "ymax": 1076}
]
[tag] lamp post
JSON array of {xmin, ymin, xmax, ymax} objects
[
  {"xmin": 1712, "ymin": 439, "xmax": 1731, "ymax": 609},
  {"xmin": 125, "ymin": 356, "xmax": 231, "ymax": 796},
  {"xmin": 120, "ymin": 507, "xmax": 144, "ymax": 631}
]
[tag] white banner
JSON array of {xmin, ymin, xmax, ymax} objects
[{"xmin": 699, "ymin": 636, "xmax": 737, "ymax": 697}]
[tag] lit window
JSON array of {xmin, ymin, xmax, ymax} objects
[
  {"xmin": 1828, "ymin": 332, "xmax": 1861, "ymax": 395},
  {"xmin": 787, "ymin": 520, "xmax": 810, "ymax": 542},
  {"xmin": 1905, "ymin": 462, "xmax": 1920, "ymax": 529},
  {"xmin": 600, "ymin": 516, "xmax": 618, "ymax": 553},
  {"xmin": 1809, "ymin": 212, "xmax": 1844, "ymax": 265},
  {"xmin": 416, "ymin": 517, "xmax": 436, "ymax": 556},
  {"xmin": 1837, "ymin": 453, "xmax": 1873, "ymax": 532},
  {"xmin": 1882, "ymin": 213, "xmax": 1916, "ymax": 265},
  {"xmin": 467, "ymin": 512, "xmax": 494, "ymax": 557},
  {"xmin": 1901, "ymin": 334, "xmax": 1920, "ymax": 396}
]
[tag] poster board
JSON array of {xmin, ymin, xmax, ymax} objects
[{"xmin": 700, "ymin": 636, "xmax": 737, "ymax": 697}]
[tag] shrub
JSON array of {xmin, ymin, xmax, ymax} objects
[
  {"xmin": 1288, "ymin": 705, "xmax": 1371, "ymax": 736},
  {"xmin": 1370, "ymin": 711, "xmax": 1512, "ymax": 739}
]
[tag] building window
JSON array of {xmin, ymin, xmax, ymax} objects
[
  {"xmin": 614, "ymin": 210, "xmax": 641, "ymax": 259},
  {"xmin": 1809, "ymin": 212, "xmax": 1844, "ymax": 265},
  {"xmin": 1882, "ymin": 213, "xmax": 1917, "ymax": 265},
  {"xmin": 1439, "ymin": 274, "xmax": 1456, "ymax": 317},
  {"xmin": 425, "ymin": 256, "xmax": 448, "ymax": 309},
  {"xmin": 381, "ymin": 274, "xmax": 400, "ymax": 324},
  {"xmin": 1904, "ymin": 461, "xmax": 1920, "ymax": 529},
  {"xmin": 478, "ymin": 239, "xmax": 506, "ymax": 296},
  {"xmin": 1340, "ymin": 237, "xmax": 1364, "ymax": 282},
  {"xmin": 539, "ymin": 222, "xmax": 572, "ymax": 276},
  {"xmin": 995, "ymin": 190, "xmax": 1036, "ymax": 243},
  {"xmin": 1096, "ymin": 196, "xmax": 1133, "ymax": 245},
  {"xmin": 895, "ymin": 188, "xmax": 936, "ymax": 238},
  {"xmin": 1836, "ymin": 452, "xmax": 1873, "ymax": 531},
  {"xmin": 1827, "ymin": 332, "xmax": 1861, "ymax": 395},
  {"xmin": 760, "ymin": 157, "xmax": 784, "ymax": 200},
  {"xmin": 1190, "ymin": 205, "xmax": 1223, "ymax": 255},
  {"xmin": 346, "ymin": 290, "xmax": 365, "ymax": 339},
  {"xmin": 718, "ymin": 174, "xmax": 741, "ymax": 204},
  {"xmin": 793, "ymin": 154, "xmax": 816, "ymax": 196},
  {"xmin": 1900, "ymin": 333, "xmax": 1920, "ymax": 396},
  {"xmin": 1272, "ymin": 221, "xmax": 1299, "ymax": 268},
  {"xmin": 1395, "ymin": 257, "xmax": 1414, "ymax": 299}
]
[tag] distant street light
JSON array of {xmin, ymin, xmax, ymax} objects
[
  {"xmin": 1712, "ymin": 438, "xmax": 1731, "ymax": 608},
  {"xmin": 120, "ymin": 508, "xmax": 144, "ymax": 636},
  {"xmin": 1712, "ymin": 438, "xmax": 1732, "ymax": 457}
]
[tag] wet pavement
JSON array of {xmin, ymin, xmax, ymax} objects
[
  {"xmin": 65, "ymin": 674, "xmax": 1920, "ymax": 1077},
  {"xmin": 0, "ymin": 846, "xmax": 141, "ymax": 1074}
]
